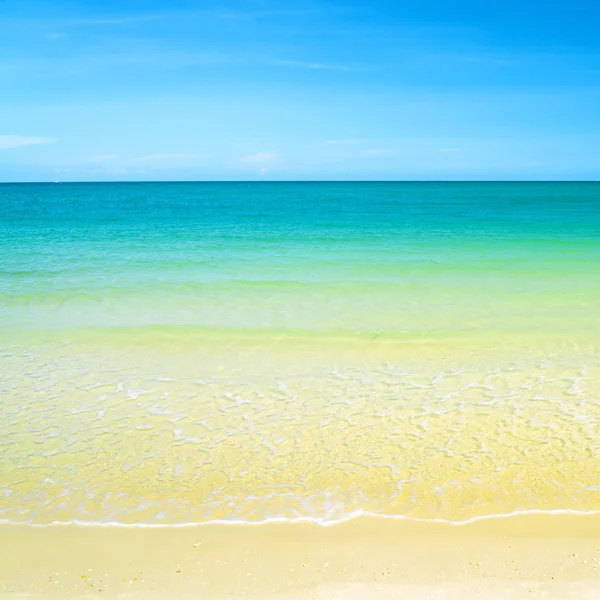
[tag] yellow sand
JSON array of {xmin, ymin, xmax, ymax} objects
[{"xmin": 2, "ymin": 513, "xmax": 600, "ymax": 599}]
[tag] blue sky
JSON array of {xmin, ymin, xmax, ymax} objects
[{"xmin": 1, "ymin": 0, "xmax": 599, "ymax": 181}]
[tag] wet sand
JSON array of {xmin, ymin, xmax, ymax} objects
[{"xmin": 2, "ymin": 513, "xmax": 600, "ymax": 599}]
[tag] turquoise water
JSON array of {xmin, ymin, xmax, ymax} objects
[
  {"xmin": 2, "ymin": 182, "xmax": 599, "ymax": 332},
  {"xmin": 1, "ymin": 182, "xmax": 600, "ymax": 524}
]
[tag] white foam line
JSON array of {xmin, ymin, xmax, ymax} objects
[{"xmin": 2, "ymin": 508, "xmax": 600, "ymax": 529}]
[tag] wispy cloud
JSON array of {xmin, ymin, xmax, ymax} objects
[
  {"xmin": 241, "ymin": 152, "xmax": 279, "ymax": 164},
  {"xmin": 0, "ymin": 135, "xmax": 56, "ymax": 149},
  {"xmin": 213, "ymin": 8, "xmax": 317, "ymax": 20},
  {"xmin": 60, "ymin": 8, "xmax": 315, "ymax": 27},
  {"xmin": 62, "ymin": 13, "xmax": 172, "ymax": 26},
  {"xmin": 275, "ymin": 60, "xmax": 352, "ymax": 72}
]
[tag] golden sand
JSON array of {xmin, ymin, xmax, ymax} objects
[{"xmin": 2, "ymin": 513, "xmax": 600, "ymax": 599}]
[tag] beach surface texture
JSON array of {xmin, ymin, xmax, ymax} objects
[{"xmin": 1, "ymin": 181, "xmax": 599, "ymax": 598}]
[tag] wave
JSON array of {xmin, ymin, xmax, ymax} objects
[{"xmin": 3, "ymin": 508, "xmax": 600, "ymax": 529}]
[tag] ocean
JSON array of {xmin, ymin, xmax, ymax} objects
[{"xmin": 1, "ymin": 181, "xmax": 599, "ymax": 525}]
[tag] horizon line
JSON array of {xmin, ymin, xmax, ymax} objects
[{"xmin": 1, "ymin": 179, "xmax": 599, "ymax": 184}]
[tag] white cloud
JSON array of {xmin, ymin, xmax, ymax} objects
[
  {"xmin": 62, "ymin": 9, "xmax": 302, "ymax": 27},
  {"xmin": 214, "ymin": 8, "xmax": 316, "ymax": 20},
  {"xmin": 63, "ymin": 14, "xmax": 168, "ymax": 26},
  {"xmin": 0, "ymin": 135, "xmax": 57, "ymax": 149},
  {"xmin": 241, "ymin": 152, "xmax": 278, "ymax": 164}
]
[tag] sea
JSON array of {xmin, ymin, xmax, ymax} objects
[{"xmin": 1, "ymin": 181, "xmax": 599, "ymax": 525}]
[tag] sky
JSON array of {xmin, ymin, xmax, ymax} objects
[{"xmin": 1, "ymin": 0, "xmax": 599, "ymax": 181}]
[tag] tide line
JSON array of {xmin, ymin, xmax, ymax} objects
[{"xmin": 2, "ymin": 508, "xmax": 600, "ymax": 529}]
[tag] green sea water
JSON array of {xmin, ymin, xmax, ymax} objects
[{"xmin": 1, "ymin": 182, "xmax": 600, "ymax": 524}]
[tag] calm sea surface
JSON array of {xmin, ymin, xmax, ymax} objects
[{"xmin": 1, "ymin": 182, "xmax": 599, "ymax": 524}]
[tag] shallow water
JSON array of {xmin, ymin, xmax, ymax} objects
[{"xmin": 1, "ymin": 182, "xmax": 599, "ymax": 524}]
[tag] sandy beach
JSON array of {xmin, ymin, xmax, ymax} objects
[{"xmin": 2, "ymin": 512, "xmax": 600, "ymax": 599}]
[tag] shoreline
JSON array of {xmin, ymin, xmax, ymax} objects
[
  {"xmin": 2, "ymin": 512, "xmax": 600, "ymax": 598},
  {"xmin": 3, "ymin": 507, "xmax": 600, "ymax": 528}
]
